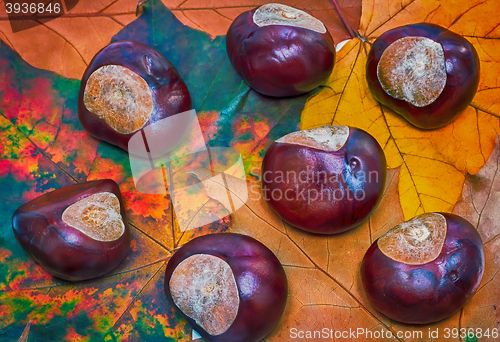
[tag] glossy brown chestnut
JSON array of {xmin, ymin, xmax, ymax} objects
[
  {"xmin": 164, "ymin": 233, "xmax": 287, "ymax": 342},
  {"xmin": 361, "ymin": 213, "xmax": 484, "ymax": 324},
  {"xmin": 12, "ymin": 179, "xmax": 130, "ymax": 281},
  {"xmin": 79, "ymin": 41, "xmax": 191, "ymax": 151},
  {"xmin": 262, "ymin": 126, "xmax": 386, "ymax": 234},
  {"xmin": 366, "ymin": 23, "xmax": 480, "ymax": 129},
  {"xmin": 226, "ymin": 3, "xmax": 335, "ymax": 97}
]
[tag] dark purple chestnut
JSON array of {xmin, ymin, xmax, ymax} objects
[
  {"xmin": 262, "ymin": 126, "xmax": 386, "ymax": 234},
  {"xmin": 361, "ymin": 213, "xmax": 484, "ymax": 324},
  {"xmin": 366, "ymin": 23, "xmax": 480, "ymax": 129},
  {"xmin": 12, "ymin": 179, "xmax": 130, "ymax": 281},
  {"xmin": 164, "ymin": 233, "xmax": 287, "ymax": 342},
  {"xmin": 226, "ymin": 3, "xmax": 335, "ymax": 97},
  {"xmin": 78, "ymin": 41, "xmax": 191, "ymax": 151}
]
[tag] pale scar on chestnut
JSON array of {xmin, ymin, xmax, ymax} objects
[
  {"xmin": 62, "ymin": 192, "xmax": 125, "ymax": 241},
  {"xmin": 276, "ymin": 125, "xmax": 349, "ymax": 151},
  {"xmin": 378, "ymin": 213, "xmax": 447, "ymax": 265},
  {"xmin": 253, "ymin": 3, "xmax": 327, "ymax": 34},
  {"xmin": 83, "ymin": 65, "xmax": 153, "ymax": 134},
  {"xmin": 377, "ymin": 36, "xmax": 447, "ymax": 107},
  {"xmin": 169, "ymin": 254, "xmax": 240, "ymax": 336}
]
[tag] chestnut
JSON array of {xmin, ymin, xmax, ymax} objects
[
  {"xmin": 164, "ymin": 233, "xmax": 287, "ymax": 342},
  {"xmin": 262, "ymin": 126, "xmax": 386, "ymax": 234},
  {"xmin": 361, "ymin": 213, "xmax": 484, "ymax": 324},
  {"xmin": 226, "ymin": 3, "xmax": 335, "ymax": 97},
  {"xmin": 78, "ymin": 41, "xmax": 191, "ymax": 151},
  {"xmin": 12, "ymin": 179, "xmax": 130, "ymax": 281},
  {"xmin": 366, "ymin": 23, "xmax": 480, "ymax": 129}
]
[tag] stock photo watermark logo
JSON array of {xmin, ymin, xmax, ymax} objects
[
  {"xmin": 260, "ymin": 167, "xmax": 381, "ymax": 205},
  {"xmin": 128, "ymin": 109, "xmax": 248, "ymax": 232}
]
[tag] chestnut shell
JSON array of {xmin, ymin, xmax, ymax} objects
[
  {"xmin": 361, "ymin": 213, "xmax": 484, "ymax": 324},
  {"xmin": 78, "ymin": 41, "xmax": 192, "ymax": 151},
  {"xmin": 12, "ymin": 179, "xmax": 130, "ymax": 281},
  {"xmin": 262, "ymin": 127, "xmax": 386, "ymax": 234},
  {"xmin": 164, "ymin": 233, "xmax": 287, "ymax": 342},
  {"xmin": 366, "ymin": 23, "xmax": 480, "ymax": 129},
  {"xmin": 226, "ymin": 6, "xmax": 335, "ymax": 97}
]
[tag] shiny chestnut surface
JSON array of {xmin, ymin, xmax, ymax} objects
[
  {"xmin": 361, "ymin": 213, "xmax": 484, "ymax": 324},
  {"xmin": 79, "ymin": 41, "xmax": 191, "ymax": 151},
  {"xmin": 366, "ymin": 23, "xmax": 479, "ymax": 129},
  {"xmin": 226, "ymin": 3, "xmax": 335, "ymax": 97},
  {"xmin": 164, "ymin": 233, "xmax": 287, "ymax": 342},
  {"xmin": 262, "ymin": 126, "xmax": 386, "ymax": 234},
  {"xmin": 12, "ymin": 179, "xmax": 130, "ymax": 281}
]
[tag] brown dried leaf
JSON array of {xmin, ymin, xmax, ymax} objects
[
  {"xmin": 163, "ymin": 0, "xmax": 361, "ymax": 41},
  {"xmin": 234, "ymin": 170, "xmax": 411, "ymax": 339},
  {"xmin": 0, "ymin": 0, "xmax": 138, "ymax": 79},
  {"xmin": 454, "ymin": 138, "xmax": 500, "ymax": 332}
]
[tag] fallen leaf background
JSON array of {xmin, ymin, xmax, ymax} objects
[
  {"xmin": 0, "ymin": 0, "xmax": 360, "ymax": 79},
  {"xmin": 0, "ymin": 0, "xmax": 498, "ymax": 341},
  {"xmin": 454, "ymin": 137, "xmax": 499, "ymax": 336}
]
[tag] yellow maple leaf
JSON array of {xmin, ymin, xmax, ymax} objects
[{"xmin": 302, "ymin": 0, "xmax": 500, "ymax": 218}]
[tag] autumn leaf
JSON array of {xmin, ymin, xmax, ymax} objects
[
  {"xmin": 163, "ymin": 0, "xmax": 361, "ymax": 41},
  {"xmin": 0, "ymin": 115, "xmax": 176, "ymax": 340},
  {"xmin": 17, "ymin": 321, "xmax": 31, "ymax": 342},
  {"xmin": 302, "ymin": 0, "xmax": 500, "ymax": 219},
  {"xmin": 454, "ymin": 137, "xmax": 499, "ymax": 333},
  {"xmin": 0, "ymin": 0, "xmax": 360, "ymax": 79},
  {"xmin": 232, "ymin": 169, "xmax": 406, "ymax": 340},
  {"xmin": 0, "ymin": 0, "xmax": 499, "ymax": 341},
  {"xmin": 0, "ymin": 0, "xmax": 140, "ymax": 79}
]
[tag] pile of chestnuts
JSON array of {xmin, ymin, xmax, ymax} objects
[{"xmin": 11, "ymin": 2, "xmax": 485, "ymax": 341}]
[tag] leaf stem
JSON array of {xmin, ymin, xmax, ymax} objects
[
  {"xmin": 136, "ymin": 0, "xmax": 149, "ymax": 16},
  {"xmin": 331, "ymin": 0, "xmax": 363, "ymax": 41}
]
